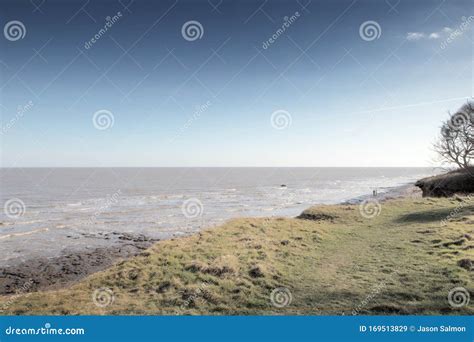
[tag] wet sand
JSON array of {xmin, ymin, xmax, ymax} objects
[{"xmin": 0, "ymin": 232, "xmax": 159, "ymax": 295}]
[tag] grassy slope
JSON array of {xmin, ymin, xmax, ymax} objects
[{"xmin": 1, "ymin": 197, "xmax": 473, "ymax": 315}]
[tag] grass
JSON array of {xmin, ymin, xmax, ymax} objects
[{"xmin": 0, "ymin": 197, "xmax": 472, "ymax": 315}]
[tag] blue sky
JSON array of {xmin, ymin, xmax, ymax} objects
[{"xmin": 0, "ymin": 0, "xmax": 472, "ymax": 167}]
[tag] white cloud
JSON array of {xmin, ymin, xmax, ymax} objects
[
  {"xmin": 406, "ymin": 32, "xmax": 425, "ymax": 41},
  {"xmin": 406, "ymin": 27, "xmax": 453, "ymax": 41}
]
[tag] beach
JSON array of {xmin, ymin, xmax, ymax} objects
[
  {"xmin": 0, "ymin": 167, "xmax": 436, "ymax": 294},
  {"xmin": 1, "ymin": 182, "xmax": 472, "ymax": 315},
  {"xmin": 0, "ymin": 181, "xmax": 421, "ymax": 296}
]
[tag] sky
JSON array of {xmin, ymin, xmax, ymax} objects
[{"xmin": 0, "ymin": 0, "xmax": 472, "ymax": 167}]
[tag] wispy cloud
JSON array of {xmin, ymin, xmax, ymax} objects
[
  {"xmin": 406, "ymin": 32, "xmax": 425, "ymax": 41},
  {"xmin": 406, "ymin": 27, "xmax": 453, "ymax": 41}
]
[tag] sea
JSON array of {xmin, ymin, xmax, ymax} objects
[{"xmin": 0, "ymin": 167, "xmax": 437, "ymax": 267}]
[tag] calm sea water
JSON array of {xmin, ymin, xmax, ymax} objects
[{"xmin": 0, "ymin": 167, "xmax": 436, "ymax": 266}]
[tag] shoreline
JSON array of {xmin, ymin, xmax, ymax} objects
[
  {"xmin": 0, "ymin": 186, "xmax": 471, "ymax": 315},
  {"xmin": 343, "ymin": 183, "xmax": 422, "ymax": 204},
  {"xmin": 0, "ymin": 184, "xmax": 421, "ymax": 297}
]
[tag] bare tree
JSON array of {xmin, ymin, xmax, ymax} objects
[{"xmin": 434, "ymin": 101, "xmax": 474, "ymax": 170}]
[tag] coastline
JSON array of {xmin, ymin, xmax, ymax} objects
[
  {"xmin": 0, "ymin": 184, "xmax": 421, "ymax": 296},
  {"xmin": 0, "ymin": 184, "xmax": 472, "ymax": 315},
  {"xmin": 343, "ymin": 183, "xmax": 422, "ymax": 204}
]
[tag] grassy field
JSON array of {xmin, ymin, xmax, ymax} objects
[{"xmin": 1, "ymin": 197, "xmax": 472, "ymax": 315}]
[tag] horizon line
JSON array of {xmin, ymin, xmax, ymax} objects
[{"xmin": 0, "ymin": 166, "xmax": 443, "ymax": 169}]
